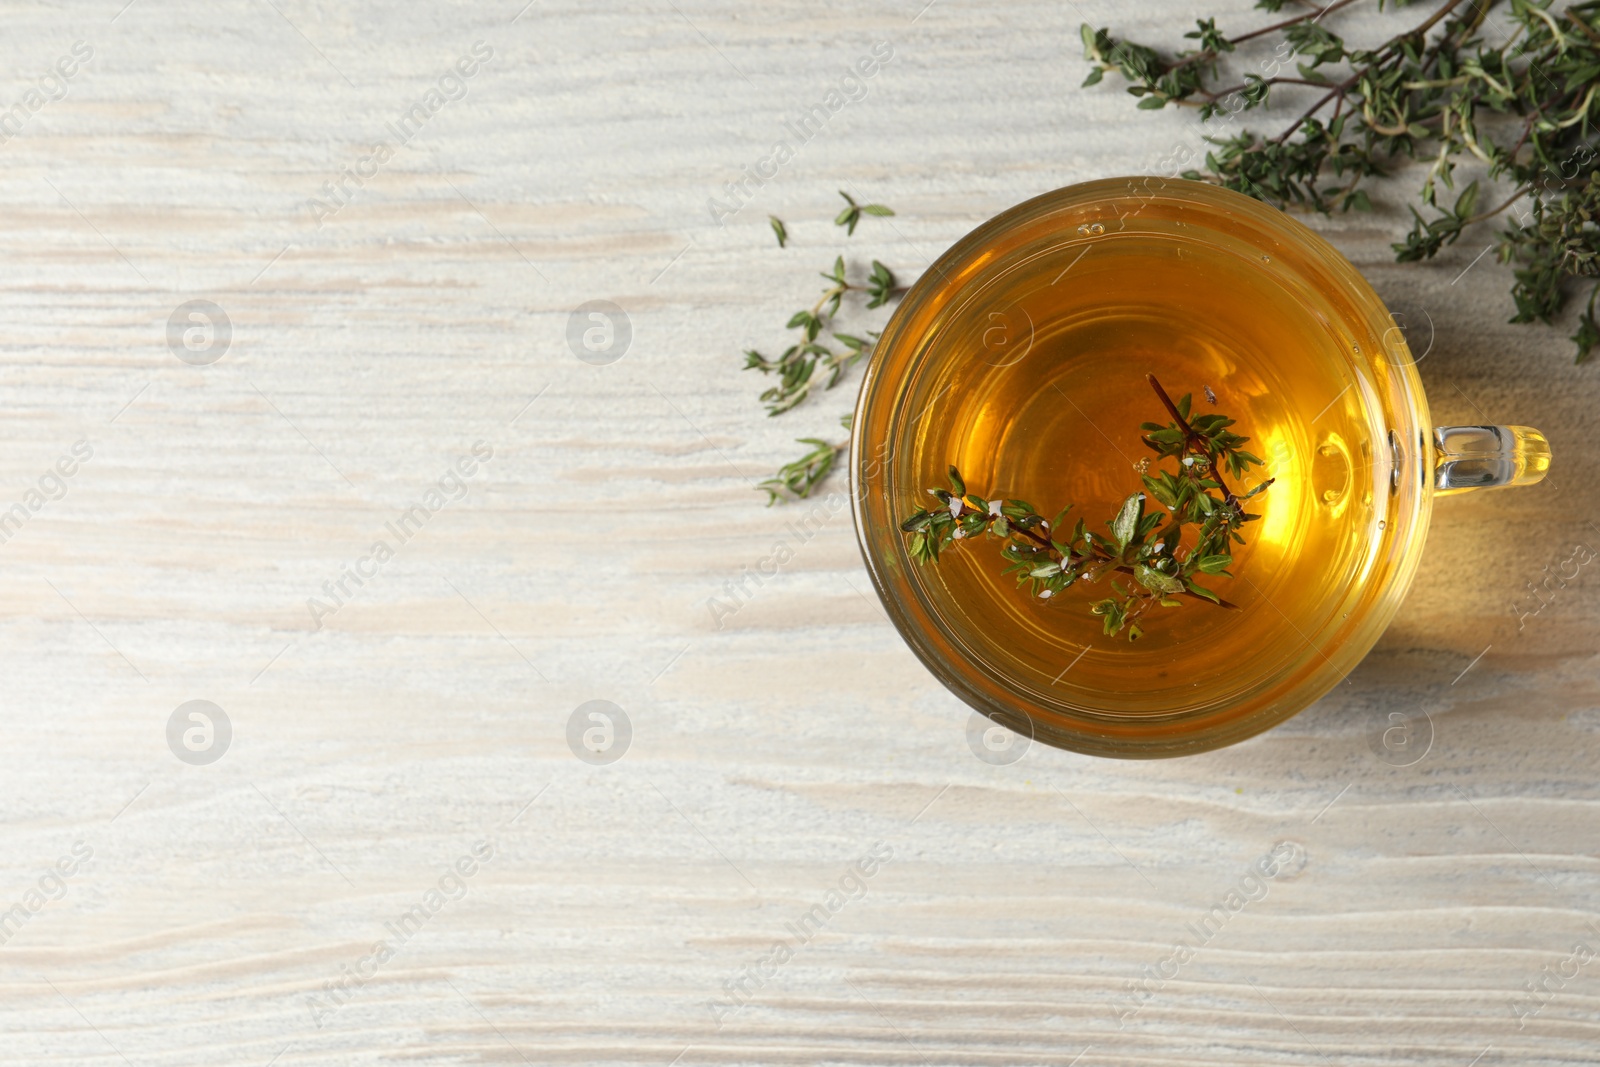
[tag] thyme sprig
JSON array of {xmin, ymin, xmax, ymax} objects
[
  {"xmin": 900, "ymin": 376, "xmax": 1271, "ymax": 640},
  {"xmin": 743, "ymin": 254, "xmax": 902, "ymax": 416},
  {"xmin": 748, "ymin": 195, "xmax": 904, "ymax": 503},
  {"xmin": 834, "ymin": 189, "xmax": 897, "ymax": 234},
  {"xmin": 758, "ymin": 416, "xmax": 852, "ymax": 505},
  {"xmin": 1082, "ymin": 0, "xmax": 1600, "ymax": 361}
]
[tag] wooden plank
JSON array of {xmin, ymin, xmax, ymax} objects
[{"xmin": 0, "ymin": 1, "xmax": 1595, "ymax": 1064}]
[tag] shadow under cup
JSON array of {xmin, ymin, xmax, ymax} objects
[{"xmin": 851, "ymin": 178, "xmax": 1434, "ymax": 759}]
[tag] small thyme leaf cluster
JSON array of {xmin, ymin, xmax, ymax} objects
[
  {"xmin": 1081, "ymin": 0, "xmax": 1600, "ymax": 361},
  {"xmin": 899, "ymin": 376, "xmax": 1271, "ymax": 641},
  {"xmin": 748, "ymin": 192, "xmax": 903, "ymax": 503}
]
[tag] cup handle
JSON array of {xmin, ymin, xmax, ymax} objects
[{"xmin": 1433, "ymin": 425, "xmax": 1551, "ymax": 495}]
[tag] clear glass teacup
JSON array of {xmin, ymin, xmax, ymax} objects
[{"xmin": 851, "ymin": 178, "xmax": 1550, "ymax": 759}]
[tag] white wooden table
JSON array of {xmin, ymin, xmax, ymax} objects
[{"xmin": 2, "ymin": 1, "xmax": 1596, "ymax": 1063}]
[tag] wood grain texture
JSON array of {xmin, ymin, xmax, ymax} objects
[{"xmin": 0, "ymin": 1, "xmax": 1596, "ymax": 1064}]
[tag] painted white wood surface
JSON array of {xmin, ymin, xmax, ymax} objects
[{"xmin": 0, "ymin": 1, "xmax": 1596, "ymax": 1064}]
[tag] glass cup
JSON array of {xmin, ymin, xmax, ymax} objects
[{"xmin": 850, "ymin": 177, "xmax": 1551, "ymax": 759}]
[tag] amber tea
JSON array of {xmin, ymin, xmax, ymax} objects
[{"xmin": 889, "ymin": 220, "xmax": 1389, "ymax": 718}]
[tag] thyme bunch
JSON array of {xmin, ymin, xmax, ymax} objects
[{"xmin": 1082, "ymin": 0, "xmax": 1600, "ymax": 361}]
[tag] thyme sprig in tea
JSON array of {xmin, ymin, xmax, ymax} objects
[
  {"xmin": 900, "ymin": 375, "xmax": 1272, "ymax": 641},
  {"xmin": 1081, "ymin": 0, "xmax": 1600, "ymax": 361}
]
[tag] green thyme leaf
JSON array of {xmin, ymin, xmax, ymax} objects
[
  {"xmin": 948, "ymin": 465, "xmax": 966, "ymax": 498},
  {"xmin": 1110, "ymin": 492, "xmax": 1144, "ymax": 550},
  {"xmin": 1135, "ymin": 563, "xmax": 1184, "ymax": 595}
]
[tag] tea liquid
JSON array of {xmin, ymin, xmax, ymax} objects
[{"xmin": 900, "ymin": 227, "xmax": 1391, "ymax": 715}]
